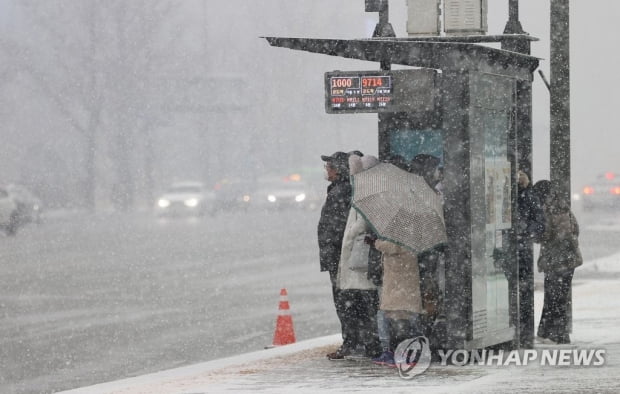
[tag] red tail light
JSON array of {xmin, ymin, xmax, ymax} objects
[
  {"xmin": 583, "ymin": 186, "xmax": 594, "ymax": 195},
  {"xmin": 605, "ymin": 172, "xmax": 616, "ymax": 180}
]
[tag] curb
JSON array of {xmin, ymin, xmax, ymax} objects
[{"xmin": 58, "ymin": 335, "xmax": 341, "ymax": 393}]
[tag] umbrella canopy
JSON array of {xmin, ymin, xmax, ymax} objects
[{"xmin": 351, "ymin": 163, "xmax": 447, "ymax": 253}]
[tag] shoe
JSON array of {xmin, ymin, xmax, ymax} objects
[
  {"xmin": 327, "ymin": 347, "xmax": 351, "ymax": 360},
  {"xmin": 372, "ymin": 351, "xmax": 396, "ymax": 367}
]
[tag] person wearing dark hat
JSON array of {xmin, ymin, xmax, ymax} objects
[{"xmin": 317, "ymin": 151, "xmax": 354, "ymax": 359}]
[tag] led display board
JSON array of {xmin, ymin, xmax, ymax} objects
[{"xmin": 325, "ymin": 69, "xmax": 437, "ymax": 114}]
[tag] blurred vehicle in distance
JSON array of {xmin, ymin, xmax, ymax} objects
[
  {"xmin": 7, "ymin": 184, "xmax": 42, "ymax": 224},
  {"xmin": 155, "ymin": 181, "xmax": 215, "ymax": 217},
  {"xmin": 252, "ymin": 173, "xmax": 321, "ymax": 211},
  {"xmin": 213, "ymin": 178, "xmax": 255, "ymax": 213},
  {"xmin": 0, "ymin": 185, "xmax": 20, "ymax": 236},
  {"xmin": 574, "ymin": 172, "xmax": 620, "ymax": 211}
]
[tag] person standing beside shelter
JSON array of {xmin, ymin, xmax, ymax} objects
[
  {"xmin": 318, "ymin": 151, "xmax": 354, "ymax": 359},
  {"xmin": 409, "ymin": 154, "xmax": 445, "ymax": 337},
  {"xmin": 335, "ymin": 154, "xmax": 382, "ymax": 359},
  {"xmin": 516, "ymin": 170, "xmax": 546, "ymax": 347},
  {"xmin": 371, "ymin": 239, "xmax": 424, "ymax": 365},
  {"xmin": 533, "ymin": 180, "xmax": 582, "ymax": 344},
  {"xmin": 410, "ymin": 154, "xmax": 442, "ymax": 193}
]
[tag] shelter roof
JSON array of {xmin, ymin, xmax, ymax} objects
[{"xmin": 264, "ymin": 37, "xmax": 540, "ymax": 80}]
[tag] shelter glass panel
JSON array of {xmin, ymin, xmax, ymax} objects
[
  {"xmin": 388, "ymin": 129, "xmax": 444, "ymax": 163},
  {"xmin": 469, "ymin": 73, "xmax": 514, "ymax": 344}
]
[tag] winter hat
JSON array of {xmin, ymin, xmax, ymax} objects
[
  {"xmin": 348, "ymin": 150, "xmax": 364, "ymax": 157},
  {"xmin": 348, "ymin": 155, "xmax": 364, "ymax": 176},
  {"xmin": 321, "ymin": 151, "xmax": 350, "ymax": 177},
  {"xmin": 361, "ymin": 155, "xmax": 380, "ymax": 170},
  {"xmin": 321, "ymin": 151, "xmax": 349, "ymax": 167}
]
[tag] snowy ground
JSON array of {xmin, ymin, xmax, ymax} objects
[
  {"xmin": 3, "ymin": 208, "xmax": 618, "ymax": 393},
  {"xmin": 0, "ymin": 210, "xmax": 338, "ymax": 393},
  {"xmin": 60, "ymin": 249, "xmax": 620, "ymax": 394}
]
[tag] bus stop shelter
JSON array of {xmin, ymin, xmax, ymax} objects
[{"xmin": 265, "ymin": 36, "xmax": 539, "ymax": 350}]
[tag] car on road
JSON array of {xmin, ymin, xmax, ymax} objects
[
  {"xmin": 7, "ymin": 183, "xmax": 42, "ymax": 224},
  {"xmin": 155, "ymin": 181, "xmax": 215, "ymax": 217},
  {"xmin": 577, "ymin": 172, "xmax": 620, "ymax": 211},
  {"xmin": 252, "ymin": 174, "xmax": 320, "ymax": 211},
  {"xmin": 0, "ymin": 185, "xmax": 19, "ymax": 236}
]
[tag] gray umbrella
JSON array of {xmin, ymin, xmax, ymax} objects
[{"xmin": 351, "ymin": 162, "xmax": 447, "ymax": 253}]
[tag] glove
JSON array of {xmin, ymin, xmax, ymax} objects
[{"xmin": 364, "ymin": 234, "xmax": 377, "ymax": 247}]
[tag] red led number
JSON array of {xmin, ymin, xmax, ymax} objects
[{"xmin": 362, "ymin": 77, "xmax": 383, "ymax": 87}]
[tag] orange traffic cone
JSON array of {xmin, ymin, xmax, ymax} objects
[{"xmin": 271, "ymin": 288, "xmax": 296, "ymax": 346}]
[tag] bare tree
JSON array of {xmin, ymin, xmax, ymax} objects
[{"xmin": 14, "ymin": 0, "xmax": 194, "ymax": 211}]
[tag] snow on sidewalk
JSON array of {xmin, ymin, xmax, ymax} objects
[{"xmin": 60, "ymin": 253, "xmax": 620, "ymax": 394}]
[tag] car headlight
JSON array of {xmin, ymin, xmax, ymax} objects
[
  {"xmin": 267, "ymin": 195, "xmax": 277, "ymax": 203},
  {"xmin": 295, "ymin": 193, "xmax": 306, "ymax": 202},
  {"xmin": 158, "ymin": 199, "xmax": 170, "ymax": 208},
  {"xmin": 243, "ymin": 195, "xmax": 251, "ymax": 202},
  {"xmin": 184, "ymin": 198, "xmax": 199, "ymax": 207}
]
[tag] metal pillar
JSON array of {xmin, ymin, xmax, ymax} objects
[
  {"xmin": 502, "ymin": 0, "xmax": 530, "ymax": 54},
  {"xmin": 550, "ymin": 0, "xmax": 573, "ymax": 336},
  {"xmin": 366, "ymin": 0, "xmax": 395, "ymax": 160},
  {"xmin": 550, "ymin": 0, "xmax": 571, "ymax": 204}
]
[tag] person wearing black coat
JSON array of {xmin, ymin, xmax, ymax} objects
[
  {"xmin": 317, "ymin": 151, "xmax": 353, "ymax": 359},
  {"xmin": 516, "ymin": 170, "xmax": 546, "ymax": 347}
]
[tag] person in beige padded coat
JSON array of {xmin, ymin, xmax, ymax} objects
[{"xmin": 371, "ymin": 236, "xmax": 425, "ymax": 365}]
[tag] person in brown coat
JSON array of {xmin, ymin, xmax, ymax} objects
[
  {"xmin": 533, "ymin": 180, "xmax": 583, "ymax": 344},
  {"xmin": 371, "ymin": 239, "xmax": 424, "ymax": 365},
  {"xmin": 374, "ymin": 241, "xmax": 423, "ymax": 316}
]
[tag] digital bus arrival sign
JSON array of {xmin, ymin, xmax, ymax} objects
[
  {"xmin": 325, "ymin": 71, "xmax": 393, "ymax": 113},
  {"xmin": 325, "ymin": 69, "xmax": 438, "ymax": 115}
]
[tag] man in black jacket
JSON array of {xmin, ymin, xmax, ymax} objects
[
  {"xmin": 318, "ymin": 151, "xmax": 353, "ymax": 359},
  {"xmin": 516, "ymin": 170, "xmax": 545, "ymax": 348}
]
